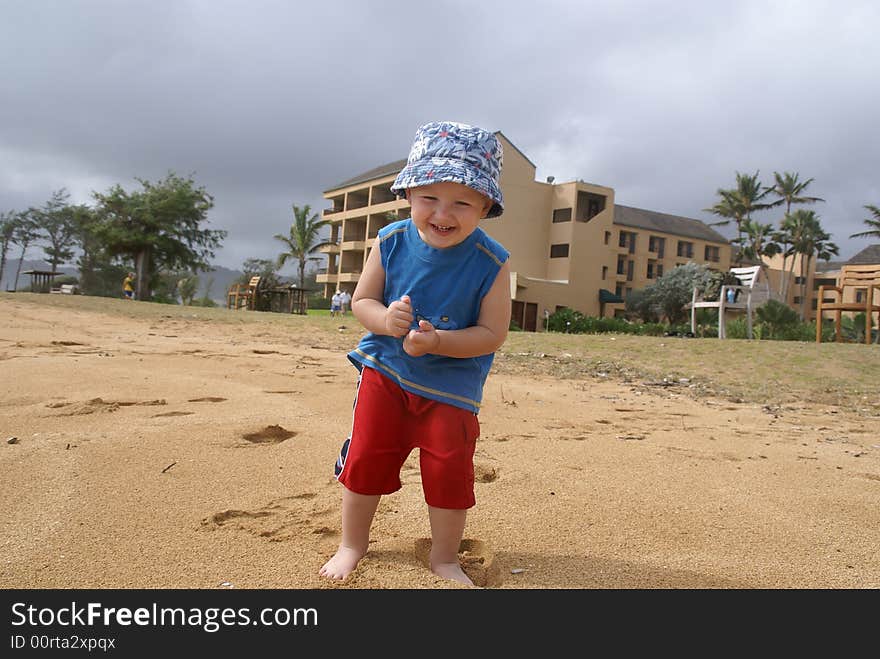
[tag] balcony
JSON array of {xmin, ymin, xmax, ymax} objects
[
  {"xmin": 319, "ymin": 242, "xmax": 340, "ymax": 254},
  {"xmin": 338, "ymin": 271, "xmax": 362, "ymax": 283},
  {"xmin": 316, "ymin": 272, "xmax": 338, "ymax": 284},
  {"xmin": 341, "ymin": 240, "xmax": 366, "ymax": 251}
]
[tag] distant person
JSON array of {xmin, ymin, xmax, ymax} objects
[
  {"xmin": 339, "ymin": 289, "xmax": 352, "ymax": 315},
  {"xmin": 330, "ymin": 290, "xmax": 342, "ymax": 317},
  {"xmin": 320, "ymin": 121, "xmax": 510, "ymax": 586},
  {"xmin": 123, "ymin": 272, "xmax": 135, "ymax": 300}
]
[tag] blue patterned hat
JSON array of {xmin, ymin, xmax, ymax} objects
[{"xmin": 391, "ymin": 121, "xmax": 504, "ymax": 218}]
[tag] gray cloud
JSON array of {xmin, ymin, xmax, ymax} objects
[{"xmin": 2, "ymin": 0, "xmax": 878, "ymax": 271}]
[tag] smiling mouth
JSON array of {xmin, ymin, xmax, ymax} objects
[{"xmin": 431, "ymin": 223, "xmax": 455, "ymax": 234}]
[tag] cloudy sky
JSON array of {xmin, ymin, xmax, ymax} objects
[{"xmin": 2, "ymin": 0, "xmax": 878, "ymax": 273}]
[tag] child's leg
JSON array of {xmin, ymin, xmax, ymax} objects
[
  {"xmin": 319, "ymin": 487, "xmax": 380, "ymax": 580},
  {"xmin": 427, "ymin": 506, "xmax": 472, "ymax": 586}
]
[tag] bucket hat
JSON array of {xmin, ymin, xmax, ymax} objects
[{"xmin": 390, "ymin": 121, "xmax": 504, "ymax": 217}]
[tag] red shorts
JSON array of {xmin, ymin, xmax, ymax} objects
[{"xmin": 336, "ymin": 366, "xmax": 480, "ymax": 509}]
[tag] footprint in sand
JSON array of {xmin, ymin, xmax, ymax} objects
[
  {"xmin": 188, "ymin": 397, "xmax": 227, "ymax": 403},
  {"xmin": 153, "ymin": 411, "xmax": 195, "ymax": 417},
  {"xmin": 241, "ymin": 425, "xmax": 297, "ymax": 444},
  {"xmin": 48, "ymin": 398, "xmax": 166, "ymax": 415},
  {"xmin": 202, "ymin": 493, "xmax": 337, "ymax": 542},
  {"xmin": 414, "ymin": 538, "xmax": 502, "ymax": 587},
  {"xmin": 474, "ymin": 462, "xmax": 499, "ymax": 483}
]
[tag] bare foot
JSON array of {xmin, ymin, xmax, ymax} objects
[
  {"xmin": 319, "ymin": 546, "xmax": 365, "ymax": 580},
  {"xmin": 431, "ymin": 561, "xmax": 474, "ymax": 586}
]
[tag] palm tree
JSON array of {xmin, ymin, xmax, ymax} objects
[
  {"xmin": 705, "ymin": 171, "xmax": 778, "ymax": 262},
  {"xmin": 769, "ymin": 172, "xmax": 824, "ymax": 216},
  {"xmin": 741, "ymin": 219, "xmax": 781, "ymax": 263},
  {"xmin": 785, "ymin": 210, "xmax": 838, "ymax": 320},
  {"xmin": 849, "ymin": 204, "xmax": 880, "ymax": 240},
  {"xmin": 274, "ymin": 204, "xmax": 333, "ymax": 288},
  {"xmin": 767, "ymin": 172, "xmax": 824, "ymax": 299}
]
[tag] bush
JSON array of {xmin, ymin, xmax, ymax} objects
[
  {"xmin": 307, "ymin": 293, "xmax": 331, "ymax": 310},
  {"xmin": 755, "ymin": 300, "xmax": 800, "ymax": 339}
]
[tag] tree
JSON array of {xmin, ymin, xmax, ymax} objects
[
  {"xmin": 705, "ymin": 171, "xmax": 779, "ymax": 261},
  {"xmin": 240, "ymin": 257, "xmax": 282, "ymax": 288},
  {"xmin": 91, "ymin": 172, "xmax": 224, "ymax": 300},
  {"xmin": 849, "ymin": 204, "xmax": 880, "ymax": 240},
  {"xmin": 10, "ymin": 210, "xmax": 41, "ymax": 292},
  {"xmin": 274, "ymin": 204, "xmax": 332, "ymax": 288},
  {"xmin": 785, "ymin": 210, "xmax": 839, "ymax": 320},
  {"xmin": 629, "ymin": 262, "xmax": 711, "ymax": 325},
  {"xmin": 33, "ymin": 188, "xmax": 80, "ymax": 273},
  {"xmin": 767, "ymin": 172, "xmax": 824, "ymax": 299},
  {"xmin": 740, "ymin": 219, "xmax": 781, "ymax": 263},
  {"xmin": 177, "ymin": 274, "xmax": 199, "ymax": 305},
  {"xmin": 0, "ymin": 210, "xmax": 17, "ymax": 287}
]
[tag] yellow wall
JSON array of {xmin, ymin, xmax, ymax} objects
[{"xmin": 320, "ymin": 131, "xmax": 735, "ymax": 329}]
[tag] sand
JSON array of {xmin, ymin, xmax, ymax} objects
[{"xmin": 1, "ymin": 296, "xmax": 878, "ymax": 589}]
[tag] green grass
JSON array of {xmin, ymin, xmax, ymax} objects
[{"xmin": 4, "ymin": 292, "xmax": 878, "ymax": 413}]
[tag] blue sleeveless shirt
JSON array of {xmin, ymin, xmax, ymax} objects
[{"xmin": 348, "ymin": 219, "xmax": 509, "ymax": 414}]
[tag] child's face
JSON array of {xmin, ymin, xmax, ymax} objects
[{"xmin": 407, "ymin": 181, "xmax": 492, "ymax": 249}]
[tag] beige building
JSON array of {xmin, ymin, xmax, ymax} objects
[
  {"xmin": 317, "ymin": 132, "xmax": 738, "ymax": 331},
  {"xmin": 762, "ymin": 244, "xmax": 880, "ymax": 322}
]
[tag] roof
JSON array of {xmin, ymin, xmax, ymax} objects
[
  {"xmin": 325, "ymin": 159, "xmax": 407, "ymax": 194},
  {"xmin": 324, "ymin": 130, "xmax": 529, "ymax": 193},
  {"xmin": 815, "ymin": 260, "xmax": 847, "ymax": 273},
  {"xmin": 613, "ymin": 204, "xmax": 729, "ymax": 244},
  {"xmin": 846, "ymin": 244, "xmax": 880, "ymax": 265}
]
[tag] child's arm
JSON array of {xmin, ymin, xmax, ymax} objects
[
  {"xmin": 350, "ymin": 245, "xmax": 413, "ymax": 337},
  {"xmin": 403, "ymin": 260, "xmax": 511, "ymax": 359}
]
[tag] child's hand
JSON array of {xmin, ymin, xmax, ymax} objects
[
  {"xmin": 403, "ymin": 319, "xmax": 440, "ymax": 357},
  {"xmin": 385, "ymin": 295, "xmax": 414, "ymax": 337}
]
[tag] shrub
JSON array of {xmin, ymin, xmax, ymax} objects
[{"xmin": 755, "ymin": 300, "xmax": 800, "ymax": 339}]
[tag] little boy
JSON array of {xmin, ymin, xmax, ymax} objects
[{"xmin": 320, "ymin": 121, "xmax": 511, "ymax": 586}]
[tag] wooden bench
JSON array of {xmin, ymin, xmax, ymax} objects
[
  {"xmin": 49, "ymin": 284, "xmax": 79, "ymax": 295},
  {"xmin": 816, "ymin": 264, "xmax": 880, "ymax": 344},
  {"xmin": 226, "ymin": 276, "xmax": 261, "ymax": 310},
  {"xmin": 688, "ymin": 265, "xmax": 770, "ymax": 339}
]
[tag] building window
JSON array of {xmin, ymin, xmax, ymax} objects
[
  {"xmin": 657, "ymin": 264, "xmax": 664, "ymax": 278},
  {"xmin": 552, "ymin": 208, "xmax": 572, "ymax": 223},
  {"xmin": 856, "ymin": 289, "xmax": 867, "ymax": 303},
  {"xmin": 677, "ymin": 241, "xmax": 694, "ymax": 258},
  {"xmin": 550, "ymin": 243, "xmax": 569, "ymax": 258},
  {"xmin": 625, "ymin": 287, "xmax": 632, "ymax": 299},
  {"xmin": 795, "ymin": 276, "xmax": 805, "ymax": 285},
  {"xmin": 704, "ymin": 245, "xmax": 720, "ymax": 262},
  {"xmin": 647, "ymin": 262, "xmax": 656, "ymax": 279},
  {"xmin": 619, "ymin": 231, "xmax": 636, "ymax": 253},
  {"xmin": 648, "ymin": 236, "xmax": 666, "ymax": 258},
  {"xmin": 615, "ymin": 283, "xmax": 623, "ymax": 297},
  {"xmin": 626, "ymin": 260, "xmax": 634, "ymax": 282},
  {"xmin": 617, "ymin": 254, "xmax": 626, "ymax": 275},
  {"xmin": 576, "ymin": 191, "xmax": 606, "ymax": 221},
  {"xmin": 604, "ymin": 231, "xmax": 611, "ymax": 245},
  {"xmin": 602, "ymin": 265, "xmax": 608, "ymax": 280}
]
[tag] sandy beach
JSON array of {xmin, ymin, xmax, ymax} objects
[{"xmin": 1, "ymin": 294, "xmax": 878, "ymax": 589}]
